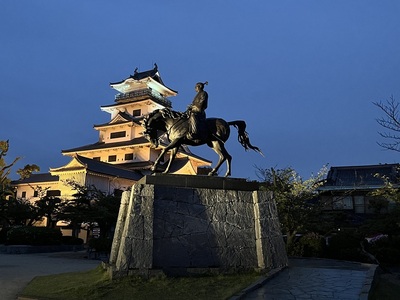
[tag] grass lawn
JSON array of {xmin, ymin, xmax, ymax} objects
[
  {"xmin": 22, "ymin": 263, "xmax": 400, "ymax": 299},
  {"xmin": 20, "ymin": 266, "xmax": 261, "ymax": 300}
]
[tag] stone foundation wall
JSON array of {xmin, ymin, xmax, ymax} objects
[{"xmin": 109, "ymin": 175, "xmax": 287, "ymax": 276}]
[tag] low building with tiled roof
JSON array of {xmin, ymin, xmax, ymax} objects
[
  {"xmin": 319, "ymin": 163, "xmax": 400, "ymax": 214},
  {"xmin": 11, "ymin": 173, "xmax": 60, "ymax": 201}
]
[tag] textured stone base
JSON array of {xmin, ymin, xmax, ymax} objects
[
  {"xmin": 109, "ymin": 175, "xmax": 288, "ymax": 277},
  {"xmin": 140, "ymin": 173, "xmax": 260, "ymax": 191}
]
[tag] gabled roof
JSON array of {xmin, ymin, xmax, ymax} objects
[
  {"xmin": 50, "ymin": 155, "xmax": 142, "ymax": 181},
  {"xmin": 119, "ymin": 111, "xmax": 137, "ymax": 121},
  {"xmin": 109, "ymin": 63, "xmax": 177, "ymax": 96},
  {"xmin": 131, "ymin": 64, "xmax": 164, "ymax": 84},
  {"xmin": 111, "ymin": 63, "xmax": 163, "ymax": 85},
  {"xmin": 319, "ymin": 163, "xmax": 400, "ymax": 191},
  {"xmin": 93, "ymin": 112, "xmax": 141, "ymax": 128},
  {"xmin": 11, "ymin": 173, "xmax": 59, "ymax": 185}
]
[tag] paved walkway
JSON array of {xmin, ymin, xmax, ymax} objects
[
  {"xmin": 0, "ymin": 253, "xmax": 377, "ymax": 300},
  {"xmin": 0, "ymin": 251, "xmax": 100, "ymax": 300},
  {"xmin": 236, "ymin": 258, "xmax": 377, "ymax": 300}
]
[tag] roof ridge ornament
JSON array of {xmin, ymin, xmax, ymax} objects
[{"xmin": 133, "ymin": 63, "xmax": 157, "ymax": 75}]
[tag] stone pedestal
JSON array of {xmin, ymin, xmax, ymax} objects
[{"xmin": 109, "ymin": 174, "xmax": 288, "ymax": 276}]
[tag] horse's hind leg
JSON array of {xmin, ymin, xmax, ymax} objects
[{"xmin": 209, "ymin": 140, "xmax": 232, "ymax": 177}]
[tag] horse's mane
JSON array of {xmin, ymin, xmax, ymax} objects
[
  {"xmin": 143, "ymin": 108, "xmax": 187, "ymax": 131},
  {"xmin": 158, "ymin": 108, "xmax": 187, "ymax": 120}
]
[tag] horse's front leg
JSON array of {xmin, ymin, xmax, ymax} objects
[
  {"xmin": 151, "ymin": 139, "xmax": 180, "ymax": 173},
  {"xmin": 163, "ymin": 147, "xmax": 178, "ymax": 174},
  {"xmin": 151, "ymin": 147, "xmax": 169, "ymax": 172}
]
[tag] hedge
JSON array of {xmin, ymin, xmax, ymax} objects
[{"xmin": 6, "ymin": 226, "xmax": 63, "ymax": 246}]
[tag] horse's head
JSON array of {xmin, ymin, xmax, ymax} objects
[{"xmin": 142, "ymin": 110, "xmax": 161, "ymax": 148}]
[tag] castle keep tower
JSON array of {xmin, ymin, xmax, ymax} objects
[{"xmin": 61, "ymin": 64, "xmax": 210, "ymax": 175}]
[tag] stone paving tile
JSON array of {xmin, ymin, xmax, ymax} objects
[{"xmin": 242, "ymin": 266, "xmax": 367, "ymax": 300}]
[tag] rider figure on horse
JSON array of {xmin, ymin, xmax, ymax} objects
[{"xmin": 186, "ymin": 81, "xmax": 208, "ymax": 141}]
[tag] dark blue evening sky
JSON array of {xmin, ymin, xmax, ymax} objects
[{"xmin": 2, "ymin": 1, "xmax": 400, "ymax": 180}]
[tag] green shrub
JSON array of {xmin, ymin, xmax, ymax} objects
[
  {"xmin": 61, "ymin": 236, "xmax": 84, "ymax": 245},
  {"xmin": 6, "ymin": 226, "xmax": 62, "ymax": 245},
  {"xmin": 287, "ymin": 240, "xmax": 304, "ymax": 256},
  {"xmin": 326, "ymin": 230, "xmax": 366, "ymax": 262},
  {"xmin": 336, "ymin": 248, "xmax": 365, "ymax": 262},
  {"xmin": 0, "ymin": 227, "xmax": 11, "ymax": 243},
  {"xmin": 391, "ymin": 235, "xmax": 400, "ymax": 248},
  {"xmin": 365, "ymin": 235, "xmax": 400, "ymax": 265},
  {"xmin": 376, "ymin": 247, "xmax": 400, "ymax": 264},
  {"xmin": 88, "ymin": 237, "xmax": 112, "ymax": 253},
  {"xmin": 299, "ymin": 233, "xmax": 326, "ymax": 257},
  {"xmin": 287, "ymin": 232, "xmax": 326, "ymax": 257}
]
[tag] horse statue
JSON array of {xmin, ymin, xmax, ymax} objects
[{"xmin": 142, "ymin": 108, "xmax": 264, "ymax": 177}]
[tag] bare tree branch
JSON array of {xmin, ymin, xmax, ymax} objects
[{"xmin": 373, "ymin": 95, "xmax": 400, "ymax": 152}]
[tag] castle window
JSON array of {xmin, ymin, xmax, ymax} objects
[
  {"xmin": 34, "ymin": 191, "xmax": 38, "ymax": 197},
  {"xmin": 110, "ymin": 131, "xmax": 126, "ymax": 139},
  {"xmin": 125, "ymin": 153, "xmax": 134, "ymax": 161},
  {"xmin": 108, "ymin": 155, "xmax": 117, "ymax": 162},
  {"xmin": 132, "ymin": 109, "xmax": 141, "ymax": 117},
  {"xmin": 93, "ymin": 157, "xmax": 100, "ymax": 161},
  {"xmin": 21, "ymin": 191, "xmax": 26, "ymax": 199},
  {"xmin": 46, "ymin": 190, "xmax": 61, "ymax": 197}
]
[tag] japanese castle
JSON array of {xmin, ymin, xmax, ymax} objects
[{"xmin": 12, "ymin": 64, "xmax": 211, "ymax": 201}]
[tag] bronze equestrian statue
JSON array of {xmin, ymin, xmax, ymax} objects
[
  {"xmin": 187, "ymin": 81, "xmax": 208, "ymax": 142},
  {"xmin": 142, "ymin": 95, "xmax": 263, "ymax": 176}
]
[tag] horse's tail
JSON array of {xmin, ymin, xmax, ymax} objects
[{"xmin": 228, "ymin": 120, "xmax": 264, "ymax": 157}]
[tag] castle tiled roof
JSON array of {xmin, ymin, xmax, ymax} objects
[
  {"xmin": 11, "ymin": 173, "xmax": 59, "ymax": 185},
  {"xmin": 62, "ymin": 137, "xmax": 149, "ymax": 153},
  {"xmin": 109, "ymin": 63, "xmax": 178, "ymax": 96},
  {"xmin": 110, "ymin": 63, "xmax": 164, "ymax": 86},
  {"xmin": 73, "ymin": 155, "xmax": 142, "ymax": 181},
  {"xmin": 62, "ymin": 137, "xmax": 211, "ymax": 164}
]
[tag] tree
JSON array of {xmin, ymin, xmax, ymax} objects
[
  {"xmin": 93, "ymin": 193, "xmax": 121, "ymax": 239},
  {"xmin": 0, "ymin": 140, "xmax": 40, "ymax": 227},
  {"xmin": 59, "ymin": 180, "xmax": 121, "ymax": 239},
  {"xmin": 370, "ymin": 170, "xmax": 400, "ymax": 204},
  {"xmin": 35, "ymin": 195, "xmax": 63, "ymax": 228},
  {"xmin": 58, "ymin": 180, "xmax": 97, "ymax": 238},
  {"xmin": 257, "ymin": 166, "xmax": 328, "ymax": 253},
  {"xmin": 0, "ymin": 140, "xmax": 39, "ymax": 190},
  {"xmin": 373, "ymin": 95, "xmax": 400, "ymax": 152},
  {"xmin": 1, "ymin": 197, "xmax": 41, "ymax": 226},
  {"xmin": 359, "ymin": 169, "xmax": 400, "ymax": 241}
]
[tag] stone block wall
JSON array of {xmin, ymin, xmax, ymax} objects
[{"xmin": 109, "ymin": 175, "xmax": 287, "ymax": 276}]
